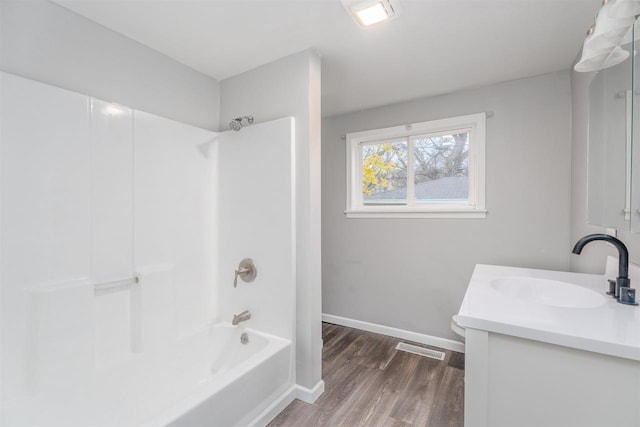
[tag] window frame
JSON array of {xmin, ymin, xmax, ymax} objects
[{"xmin": 345, "ymin": 113, "xmax": 487, "ymax": 219}]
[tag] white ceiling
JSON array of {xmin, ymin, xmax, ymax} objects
[{"xmin": 53, "ymin": 0, "xmax": 601, "ymax": 118}]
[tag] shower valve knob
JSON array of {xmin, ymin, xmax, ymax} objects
[{"xmin": 233, "ymin": 258, "xmax": 257, "ymax": 287}]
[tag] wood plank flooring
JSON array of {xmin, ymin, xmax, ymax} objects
[{"xmin": 268, "ymin": 323, "xmax": 464, "ymax": 427}]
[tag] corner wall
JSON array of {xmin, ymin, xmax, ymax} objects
[
  {"xmin": 0, "ymin": 0, "xmax": 220, "ymax": 130},
  {"xmin": 322, "ymin": 72, "xmax": 573, "ymax": 342},
  {"xmin": 219, "ymin": 50, "xmax": 323, "ymax": 391}
]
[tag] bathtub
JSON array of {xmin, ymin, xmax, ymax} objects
[{"xmin": 1, "ymin": 323, "xmax": 293, "ymax": 427}]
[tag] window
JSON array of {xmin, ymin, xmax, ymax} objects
[{"xmin": 346, "ymin": 113, "xmax": 486, "ymax": 218}]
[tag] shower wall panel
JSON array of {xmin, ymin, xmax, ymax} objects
[
  {"xmin": 0, "ymin": 72, "xmax": 218, "ymax": 407},
  {"xmin": 217, "ymin": 118, "xmax": 295, "ymax": 341},
  {"xmin": 90, "ymin": 99, "xmax": 134, "ymax": 283},
  {"xmin": 1, "ymin": 72, "xmax": 93, "ymax": 400},
  {"xmin": 134, "ymin": 110, "xmax": 217, "ymax": 347},
  {"xmin": 89, "ymin": 99, "xmax": 135, "ymax": 367}
]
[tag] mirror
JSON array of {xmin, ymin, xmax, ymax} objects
[
  {"xmin": 633, "ymin": 30, "xmax": 640, "ymax": 233},
  {"xmin": 587, "ymin": 34, "xmax": 638, "ymax": 232}
]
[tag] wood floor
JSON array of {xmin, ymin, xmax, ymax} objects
[{"xmin": 268, "ymin": 323, "xmax": 464, "ymax": 427}]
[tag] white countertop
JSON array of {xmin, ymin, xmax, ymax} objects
[{"xmin": 457, "ymin": 263, "xmax": 640, "ymax": 361}]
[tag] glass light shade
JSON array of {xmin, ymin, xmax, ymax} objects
[
  {"xmin": 609, "ymin": 0, "xmax": 640, "ymax": 18},
  {"xmin": 585, "ymin": 2, "xmax": 636, "ymax": 50},
  {"xmin": 354, "ymin": 2, "xmax": 389, "ymax": 26},
  {"xmin": 575, "ymin": 45, "xmax": 630, "ymax": 72},
  {"xmin": 584, "ymin": 29, "xmax": 620, "ymax": 50}
]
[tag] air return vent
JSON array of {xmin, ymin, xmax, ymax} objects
[{"xmin": 395, "ymin": 342, "xmax": 445, "ymax": 360}]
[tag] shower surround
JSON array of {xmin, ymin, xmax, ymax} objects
[{"xmin": 0, "ymin": 72, "xmax": 296, "ymax": 426}]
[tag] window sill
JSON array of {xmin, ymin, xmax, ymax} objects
[{"xmin": 344, "ymin": 208, "xmax": 488, "ymax": 219}]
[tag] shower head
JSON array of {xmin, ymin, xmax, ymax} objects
[
  {"xmin": 229, "ymin": 115, "xmax": 254, "ymax": 131},
  {"xmin": 229, "ymin": 118, "xmax": 242, "ymax": 131}
]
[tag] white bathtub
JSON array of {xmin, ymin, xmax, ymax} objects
[{"xmin": 1, "ymin": 323, "xmax": 293, "ymax": 427}]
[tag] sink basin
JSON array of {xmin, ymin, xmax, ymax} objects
[{"xmin": 490, "ymin": 277, "xmax": 607, "ymax": 308}]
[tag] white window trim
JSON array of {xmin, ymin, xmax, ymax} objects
[{"xmin": 345, "ymin": 113, "xmax": 487, "ymax": 219}]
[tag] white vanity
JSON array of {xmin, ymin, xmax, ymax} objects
[{"xmin": 457, "ymin": 258, "xmax": 640, "ymax": 427}]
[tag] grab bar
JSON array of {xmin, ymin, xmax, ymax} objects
[{"xmin": 93, "ymin": 276, "xmax": 139, "ymax": 291}]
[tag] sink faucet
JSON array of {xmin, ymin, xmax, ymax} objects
[
  {"xmin": 232, "ymin": 310, "xmax": 251, "ymax": 326},
  {"xmin": 572, "ymin": 233, "xmax": 630, "ymax": 297}
]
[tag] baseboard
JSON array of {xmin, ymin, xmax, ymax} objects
[
  {"xmin": 248, "ymin": 385, "xmax": 296, "ymax": 427},
  {"xmin": 322, "ymin": 313, "xmax": 465, "ymax": 353},
  {"xmin": 294, "ymin": 379, "xmax": 325, "ymax": 404},
  {"xmin": 248, "ymin": 380, "xmax": 325, "ymax": 426}
]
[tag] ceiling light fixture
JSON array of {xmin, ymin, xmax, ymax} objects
[
  {"xmin": 609, "ymin": 0, "xmax": 640, "ymax": 18},
  {"xmin": 585, "ymin": 1, "xmax": 635, "ymax": 50},
  {"xmin": 342, "ymin": 0, "xmax": 399, "ymax": 28},
  {"xmin": 575, "ymin": 0, "xmax": 637, "ymax": 72},
  {"xmin": 574, "ymin": 44, "xmax": 630, "ymax": 72}
]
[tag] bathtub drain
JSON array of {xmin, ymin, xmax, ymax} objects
[{"xmin": 240, "ymin": 332, "xmax": 249, "ymax": 345}]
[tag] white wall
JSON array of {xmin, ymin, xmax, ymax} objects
[
  {"xmin": 219, "ymin": 50, "xmax": 323, "ymax": 390},
  {"xmin": 0, "ymin": 0, "xmax": 220, "ymax": 130},
  {"xmin": 323, "ymin": 72, "xmax": 572, "ymax": 342}
]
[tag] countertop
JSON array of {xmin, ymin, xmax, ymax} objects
[{"xmin": 457, "ymin": 262, "xmax": 640, "ymax": 361}]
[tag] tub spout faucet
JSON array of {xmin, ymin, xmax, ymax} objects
[
  {"xmin": 572, "ymin": 234, "xmax": 630, "ymax": 297},
  {"xmin": 232, "ymin": 310, "xmax": 251, "ymax": 326}
]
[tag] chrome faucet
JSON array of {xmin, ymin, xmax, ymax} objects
[
  {"xmin": 572, "ymin": 233, "xmax": 636, "ymax": 305},
  {"xmin": 232, "ymin": 310, "xmax": 251, "ymax": 326}
]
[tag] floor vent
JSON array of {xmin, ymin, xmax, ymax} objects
[{"xmin": 395, "ymin": 342, "xmax": 445, "ymax": 360}]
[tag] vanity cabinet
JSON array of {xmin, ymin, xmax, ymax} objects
[
  {"xmin": 464, "ymin": 329, "xmax": 640, "ymax": 427},
  {"xmin": 457, "ymin": 262, "xmax": 640, "ymax": 427}
]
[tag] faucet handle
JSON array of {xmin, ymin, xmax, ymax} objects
[
  {"xmin": 233, "ymin": 269, "xmax": 244, "ymax": 288},
  {"xmin": 618, "ymin": 287, "xmax": 638, "ymax": 306},
  {"xmin": 615, "ymin": 277, "xmax": 631, "ymax": 298},
  {"xmin": 233, "ymin": 258, "xmax": 257, "ymax": 288},
  {"xmin": 607, "ymin": 279, "xmax": 616, "ymax": 296}
]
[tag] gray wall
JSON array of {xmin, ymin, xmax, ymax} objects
[
  {"xmin": 1, "ymin": 0, "xmax": 220, "ymax": 130},
  {"xmin": 220, "ymin": 50, "xmax": 323, "ymax": 390},
  {"xmin": 322, "ymin": 72, "xmax": 572, "ymax": 341}
]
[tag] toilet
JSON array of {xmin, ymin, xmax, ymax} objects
[{"xmin": 451, "ymin": 315, "xmax": 465, "ymax": 342}]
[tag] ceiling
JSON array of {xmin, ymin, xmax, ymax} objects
[{"xmin": 53, "ymin": 0, "xmax": 601, "ymax": 118}]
